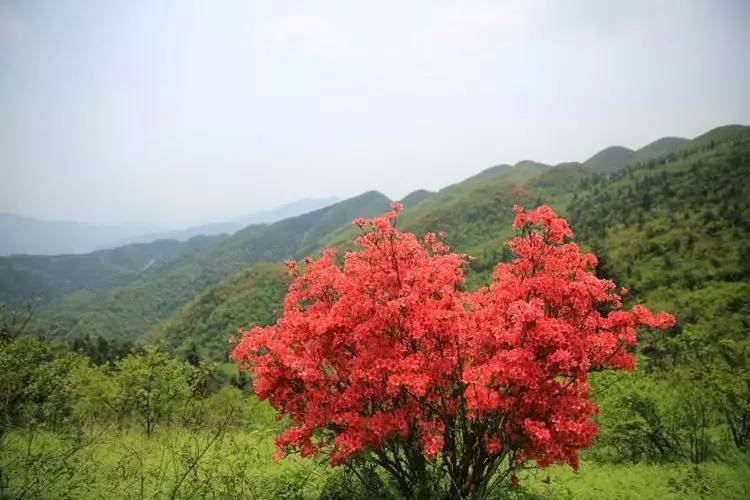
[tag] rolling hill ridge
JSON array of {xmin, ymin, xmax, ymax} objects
[
  {"xmin": 146, "ymin": 124, "xmax": 750, "ymax": 358},
  {"xmin": 2, "ymin": 124, "xmax": 747, "ymax": 353}
]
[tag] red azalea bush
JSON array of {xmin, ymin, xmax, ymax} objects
[{"xmin": 231, "ymin": 203, "xmax": 674, "ymax": 498}]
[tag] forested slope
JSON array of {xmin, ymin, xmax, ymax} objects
[
  {"xmin": 24, "ymin": 192, "xmax": 390, "ymax": 341},
  {"xmin": 5, "ymin": 125, "xmax": 748, "ymax": 363},
  {"xmin": 0, "ymin": 234, "xmax": 227, "ymax": 305},
  {"xmin": 152, "ymin": 126, "xmax": 749, "ymax": 362}
]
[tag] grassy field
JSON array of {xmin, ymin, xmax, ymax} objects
[{"xmin": 3, "ymin": 400, "xmax": 749, "ymax": 499}]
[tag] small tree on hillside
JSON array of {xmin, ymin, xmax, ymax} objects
[
  {"xmin": 115, "ymin": 346, "xmax": 190, "ymax": 436},
  {"xmin": 231, "ymin": 204, "xmax": 675, "ymax": 499}
]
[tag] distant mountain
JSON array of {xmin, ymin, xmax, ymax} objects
[
  {"xmin": 401, "ymin": 190, "xmax": 435, "ymax": 208},
  {"xmin": 1, "ymin": 197, "xmax": 340, "ymax": 256},
  {"xmin": 234, "ymin": 197, "xmax": 339, "ymax": 226},
  {"xmin": 584, "ymin": 130, "xmax": 729, "ymax": 174},
  {"xmin": 442, "ymin": 162, "xmax": 552, "ymax": 198},
  {"xmin": 23, "ymin": 191, "xmax": 390, "ymax": 341},
  {"xmin": 122, "ymin": 223, "xmax": 243, "ymax": 246},
  {"xmin": 689, "ymin": 124, "xmax": 750, "ymax": 149},
  {"xmin": 0, "ymin": 214, "xmax": 155, "ymax": 257},
  {"xmin": 634, "ymin": 137, "xmax": 690, "ymax": 162},
  {"xmin": 121, "ymin": 197, "xmax": 340, "ymax": 245},
  {"xmin": 5, "ymin": 123, "xmax": 749, "ymax": 352},
  {"xmin": 584, "ymin": 146, "xmax": 636, "ymax": 173},
  {"xmin": 514, "ymin": 160, "xmax": 552, "ymax": 169},
  {"xmin": 0, "ymin": 234, "xmax": 227, "ymax": 305}
]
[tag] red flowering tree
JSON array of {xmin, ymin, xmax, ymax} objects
[{"xmin": 231, "ymin": 203, "xmax": 674, "ymax": 498}]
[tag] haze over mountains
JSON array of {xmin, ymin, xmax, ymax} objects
[
  {"xmin": 3, "ymin": 126, "xmax": 744, "ymax": 259},
  {"xmin": 0, "ymin": 197, "xmax": 338, "ymax": 256},
  {"xmin": 3, "ymin": 125, "xmax": 737, "ymax": 259},
  {"xmin": 1, "ymin": 123, "xmax": 747, "ymax": 356}
]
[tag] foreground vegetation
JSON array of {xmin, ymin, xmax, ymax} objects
[{"xmin": 1, "ymin": 330, "xmax": 749, "ymax": 499}]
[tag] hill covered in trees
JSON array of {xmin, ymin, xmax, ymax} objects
[
  {"xmin": 2, "ymin": 124, "xmax": 746, "ymax": 351},
  {"xmin": 6, "ymin": 191, "xmax": 389, "ymax": 341},
  {"xmin": 145, "ymin": 125, "xmax": 749, "ymax": 366}
]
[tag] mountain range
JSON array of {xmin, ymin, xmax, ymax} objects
[
  {"xmin": 1, "ymin": 124, "xmax": 747, "ymax": 362},
  {"xmin": 0, "ymin": 197, "xmax": 338, "ymax": 256}
]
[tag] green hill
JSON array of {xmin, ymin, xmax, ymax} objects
[
  {"xmin": 0, "ymin": 235, "xmax": 226, "ymax": 305},
  {"xmin": 584, "ymin": 146, "xmax": 636, "ymax": 173},
  {"xmin": 689, "ymin": 124, "xmax": 750, "ymax": 149},
  {"xmin": 149, "ymin": 124, "xmax": 750, "ymax": 363},
  {"xmin": 24, "ymin": 191, "xmax": 390, "ymax": 341},
  {"xmin": 150, "ymin": 157, "xmax": 599, "ymax": 358},
  {"xmin": 571, "ymin": 125, "xmax": 750, "ymax": 328},
  {"xmin": 401, "ymin": 189, "xmax": 435, "ymax": 208},
  {"xmin": 145, "ymin": 262, "xmax": 291, "ymax": 359},
  {"xmin": 634, "ymin": 136, "xmax": 690, "ymax": 162},
  {"xmin": 147, "ymin": 160, "xmax": 564, "ymax": 356},
  {"xmin": 6, "ymin": 123, "xmax": 750, "ymax": 362}
]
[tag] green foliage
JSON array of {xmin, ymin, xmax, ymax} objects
[
  {"xmin": 114, "ymin": 346, "xmax": 192, "ymax": 435},
  {"xmin": 147, "ymin": 262, "xmax": 291, "ymax": 360},
  {"xmin": 515, "ymin": 460, "xmax": 750, "ymax": 499}
]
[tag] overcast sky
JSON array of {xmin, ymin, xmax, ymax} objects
[{"xmin": 1, "ymin": 0, "xmax": 749, "ymax": 228}]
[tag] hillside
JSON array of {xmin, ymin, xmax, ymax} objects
[
  {"xmin": 146, "ymin": 262, "xmax": 291, "ymax": 359},
  {"xmin": 25, "ymin": 191, "xmax": 390, "ymax": 341},
  {"xmin": 0, "ymin": 234, "xmax": 226, "ymax": 305},
  {"xmin": 6, "ymin": 123, "xmax": 749, "ymax": 353},
  {"xmin": 401, "ymin": 189, "xmax": 435, "ymax": 208},
  {"xmin": 689, "ymin": 124, "xmax": 750, "ymax": 149},
  {"xmin": 146, "ymin": 161, "xmax": 562, "ymax": 354},
  {"xmin": 634, "ymin": 136, "xmax": 690, "ymax": 162},
  {"xmin": 584, "ymin": 146, "xmax": 636, "ymax": 173},
  {"xmin": 569, "ymin": 128, "xmax": 750, "ymax": 365},
  {"xmin": 583, "ymin": 134, "xmax": 695, "ymax": 174},
  {"xmin": 149, "ymin": 125, "xmax": 750, "ymax": 362}
]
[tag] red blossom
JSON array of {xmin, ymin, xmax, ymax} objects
[{"xmin": 231, "ymin": 205, "xmax": 675, "ymax": 478}]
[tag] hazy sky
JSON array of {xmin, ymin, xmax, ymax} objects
[{"xmin": 1, "ymin": 0, "xmax": 749, "ymax": 227}]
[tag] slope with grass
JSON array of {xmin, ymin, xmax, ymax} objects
[{"xmin": 634, "ymin": 136, "xmax": 690, "ymax": 162}]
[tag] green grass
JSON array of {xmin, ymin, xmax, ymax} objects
[
  {"xmin": 0, "ymin": 425, "xmax": 331, "ymax": 499},
  {"xmin": 3, "ymin": 423, "xmax": 748, "ymax": 499},
  {"xmin": 519, "ymin": 460, "xmax": 750, "ymax": 499}
]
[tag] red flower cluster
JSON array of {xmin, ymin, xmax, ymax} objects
[{"xmin": 231, "ymin": 203, "xmax": 674, "ymax": 472}]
